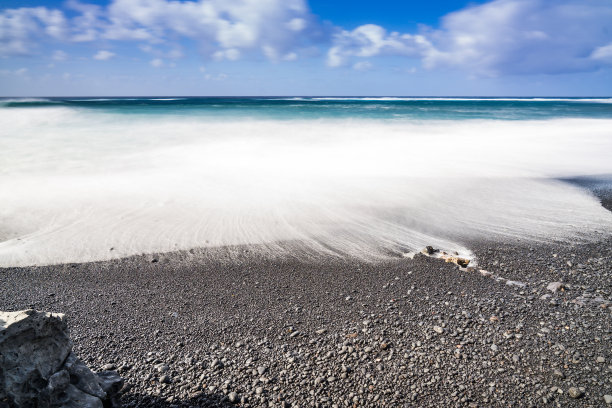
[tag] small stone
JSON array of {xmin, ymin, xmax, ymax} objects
[
  {"xmin": 160, "ymin": 375, "xmax": 171, "ymax": 384},
  {"xmin": 568, "ymin": 387, "xmax": 584, "ymax": 399},
  {"xmin": 433, "ymin": 326, "xmax": 444, "ymax": 334},
  {"xmin": 422, "ymin": 246, "xmax": 436, "ymax": 255},
  {"xmin": 255, "ymin": 387, "xmax": 264, "ymax": 395},
  {"xmin": 490, "ymin": 344, "xmax": 498, "ymax": 352},
  {"xmin": 546, "ymin": 282, "xmax": 564, "ymax": 293},
  {"xmin": 315, "ymin": 329, "xmax": 327, "ymax": 335},
  {"xmin": 603, "ymin": 395, "xmax": 612, "ymax": 404},
  {"xmin": 553, "ymin": 369, "xmax": 565, "ymax": 379},
  {"xmin": 257, "ymin": 366, "xmax": 267, "ymax": 375},
  {"xmin": 228, "ymin": 392, "xmax": 238, "ymax": 403},
  {"xmin": 101, "ymin": 364, "xmax": 115, "ymax": 371},
  {"xmin": 596, "ymin": 356, "xmax": 605, "ymax": 363}
]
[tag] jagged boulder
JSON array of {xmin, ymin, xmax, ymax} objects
[{"xmin": 0, "ymin": 310, "xmax": 123, "ymax": 408}]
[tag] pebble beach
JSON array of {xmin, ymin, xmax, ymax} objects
[{"xmin": 2, "ymin": 234, "xmax": 611, "ymax": 407}]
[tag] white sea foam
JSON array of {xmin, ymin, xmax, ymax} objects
[{"xmin": 0, "ymin": 108, "xmax": 611, "ymax": 267}]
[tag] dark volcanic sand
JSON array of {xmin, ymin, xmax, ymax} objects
[{"xmin": 1, "ymin": 236, "xmax": 611, "ymax": 407}]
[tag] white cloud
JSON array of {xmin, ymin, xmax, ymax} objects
[
  {"xmin": 0, "ymin": 7, "xmax": 67, "ymax": 55},
  {"xmin": 2, "ymin": 0, "xmax": 612, "ymax": 77},
  {"xmin": 352, "ymin": 61, "xmax": 372, "ymax": 71},
  {"xmin": 0, "ymin": 0, "xmax": 322, "ymax": 60},
  {"xmin": 93, "ymin": 50, "xmax": 115, "ymax": 60},
  {"xmin": 204, "ymin": 73, "xmax": 227, "ymax": 81},
  {"xmin": 212, "ymin": 48, "xmax": 241, "ymax": 61},
  {"xmin": 102, "ymin": 0, "xmax": 319, "ymax": 60},
  {"xmin": 327, "ymin": 24, "xmax": 432, "ymax": 67},
  {"xmin": 423, "ymin": 0, "xmax": 612, "ymax": 76},
  {"xmin": 591, "ymin": 43, "xmax": 612, "ymax": 63},
  {"xmin": 286, "ymin": 18, "xmax": 307, "ymax": 31},
  {"xmin": 150, "ymin": 58, "xmax": 164, "ymax": 67},
  {"xmin": 325, "ymin": 0, "xmax": 612, "ymax": 76},
  {"xmin": 52, "ymin": 50, "xmax": 67, "ymax": 60}
]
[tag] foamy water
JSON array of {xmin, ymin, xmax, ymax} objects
[{"xmin": 1, "ymin": 98, "xmax": 611, "ymax": 267}]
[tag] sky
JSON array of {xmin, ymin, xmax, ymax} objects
[{"xmin": 1, "ymin": 0, "xmax": 612, "ymax": 96}]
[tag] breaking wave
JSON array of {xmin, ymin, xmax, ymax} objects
[{"xmin": 1, "ymin": 106, "xmax": 611, "ymax": 266}]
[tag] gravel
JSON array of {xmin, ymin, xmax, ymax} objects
[{"xmin": 1, "ymin": 236, "xmax": 611, "ymax": 407}]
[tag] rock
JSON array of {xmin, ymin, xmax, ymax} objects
[
  {"xmin": 101, "ymin": 364, "xmax": 116, "ymax": 371},
  {"xmin": 160, "ymin": 375, "xmax": 171, "ymax": 384},
  {"xmin": 0, "ymin": 310, "xmax": 72, "ymax": 406},
  {"xmin": 0, "ymin": 310, "xmax": 124, "ymax": 408},
  {"xmin": 546, "ymin": 282, "xmax": 564, "ymax": 293},
  {"xmin": 422, "ymin": 246, "xmax": 437, "ymax": 255},
  {"xmin": 64, "ymin": 352, "xmax": 106, "ymax": 399},
  {"xmin": 604, "ymin": 395, "xmax": 612, "ymax": 404},
  {"xmin": 257, "ymin": 366, "xmax": 267, "ymax": 375},
  {"xmin": 433, "ymin": 326, "xmax": 444, "ymax": 334},
  {"xmin": 228, "ymin": 391, "xmax": 238, "ymax": 403},
  {"xmin": 62, "ymin": 384, "xmax": 104, "ymax": 408},
  {"xmin": 553, "ymin": 369, "xmax": 565, "ymax": 379},
  {"xmin": 97, "ymin": 371, "xmax": 124, "ymax": 398},
  {"xmin": 255, "ymin": 386, "xmax": 264, "ymax": 395},
  {"xmin": 568, "ymin": 387, "xmax": 584, "ymax": 399},
  {"xmin": 454, "ymin": 258, "xmax": 470, "ymax": 268},
  {"xmin": 596, "ymin": 356, "xmax": 605, "ymax": 363},
  {"xmin": 506, "ymin": 280, "xmax": 526, "ymax": 288},
  {"xmin": 440, "ymin": 254, "xmax": 470, "ymax": 267}
]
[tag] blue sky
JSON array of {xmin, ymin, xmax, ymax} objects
[{"xmin": 1, "ymin": 0, "xmax": 612, "ymax": 96}]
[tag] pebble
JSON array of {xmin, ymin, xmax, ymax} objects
[
  {"xmin": 5, "ymin": 237, "xmax": 612, "ymax": 408},
  {"xmin": 546, "ymin": 282, "xmax": 564, "ymax": 293},
  {"xmin": 604, "ymin": 395, "xmax": 612, "ymax": 404},
  {"xmin": 228, "ymin": 391, "xmax": 238, "ymax": 403},
  {"xmin": 568, "ymin": 387, "xmax": 584, "ymax": 399},
  {"xmin": 553, "ymin": 369, "xmax": 565, "ymax": 379}
]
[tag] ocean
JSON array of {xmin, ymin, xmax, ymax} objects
[{"xmin": 1, "ymin": 97, "xmax": 612, "ymax": 266}]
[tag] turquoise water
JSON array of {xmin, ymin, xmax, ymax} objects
[{"xmin": 2, "ymin": 96, "xmax": 612, "ymax": 120}]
